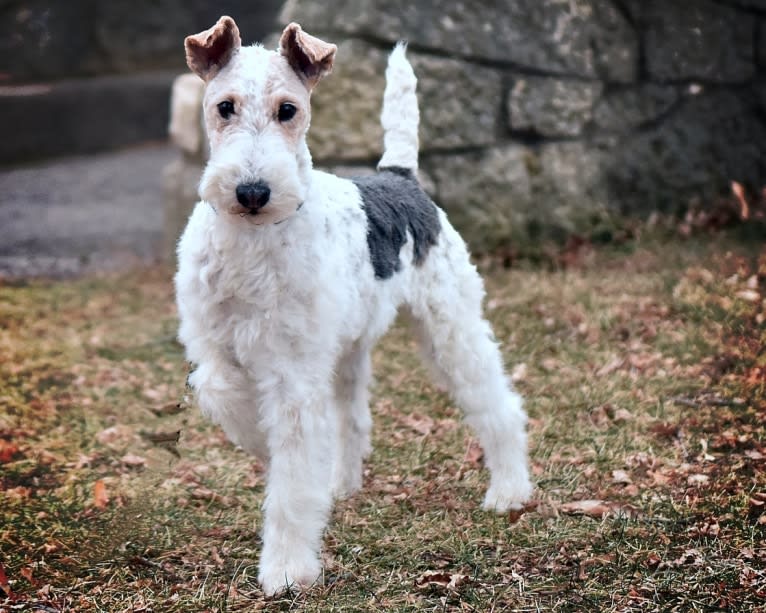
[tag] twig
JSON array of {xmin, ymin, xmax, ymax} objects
[
  {"xmin": 128, "ymin": 556, "xmax": 182, "ymax": 581},
  {"xmin": 670, "ymin": 395, "xmax": 745, "ymax": 409}
]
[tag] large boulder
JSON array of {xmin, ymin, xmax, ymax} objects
[
  {"xmin": 509, "ymin": 78, "xmax": 603, "ymax": 138},
  {"xmin": 592, "ymin": 84, "xmax": 681, "ymax": 132},
  {"xmin": 308, "ymin": 40, "xmax": 386, "ymax": 161},
  {"xmin": 411, "ymin": 55, "xmax": 502, "ymax": 150},
  {"xmin": 604, "ymin": 90, "xmax": 766, "ymax": 213},
  {"xmin": 426, "ymin": 143, "xmax": 613, "ymax": 251},
  {"xmin": 640, "ymin": 0, "xmax": 756, "ymax": 83},
  {"xmin": 281, "ymin": 0, "xmax": 638, "ymax": 82}
]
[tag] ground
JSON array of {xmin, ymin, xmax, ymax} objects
[
  {"xmin": 0, "ymin": 231, "xmax": 764, "ymax": 612},
  {"xmin": 0, "ymin": 144, "xmax": 173, "ymax": 279}
]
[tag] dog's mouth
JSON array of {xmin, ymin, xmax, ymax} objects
[{"xmin": 227, "ymin": 202, "xmax": 304, "ymax": 225}]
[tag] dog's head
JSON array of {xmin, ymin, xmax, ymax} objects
[{"xmin": 185, "ymin": 17, "xmax": 336, "ymax": 225}]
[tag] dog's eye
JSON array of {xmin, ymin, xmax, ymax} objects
[
  {"xmin": 277, "ymin": 102, "xmax": 297, "ymax": 122},
  {"xmin": 217, "ymin": 100, "xmax": 235, "ymax": 119}
]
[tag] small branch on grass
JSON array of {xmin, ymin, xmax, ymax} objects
[
  {"xmin": 670, "ymin": 396, "xmax": 746, "ymax": 409},
  {"xmin": 128, "ymin": 556, "xmax": 182, "ymax": 582},
  {"xmin": 141, "ymin": 430, "xmax": 181, "ymax": 444}
]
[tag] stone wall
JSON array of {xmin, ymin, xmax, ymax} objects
[
  {"xmin": 0, "ymin": 0, "xmax": 282, "ymax": 164},
  {"xmin": 0, "ymin": 0, "xmax": 282, "ymax": 83},
  {"xmin": 280, "ymin": 0, "xmax": 766, "ymax": 251}
]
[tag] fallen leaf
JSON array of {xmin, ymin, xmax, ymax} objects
[
  {"xmin": 650, "ymin": 422, "xmax": 680, "ymax": 439},
  {"xmin": 672, "ymin": 548, "xmax": 703, "ymax": 567},
  {"xmin": 19, "ymin": 567, "xmax": 34, "ymax": 585},
  {"xmin": 150, "ymin": 402, "xmax": 188, "ymax": 417},
  {"xmin": 696, "ymin": 521, "xmax": 720, "ymax": 537},
  {"xmin": 96, "ymin": 425, "xmax": 134, "ymax": 446},
  {"xmin": 5, "ymin": 486, "xmax": 31, "ymax": 501},
  {"xmin": 510, "ymin": 362, "xmax": 527, "ymax": 383},
  {"xmin": 732, "ymin": 181, "xmax": 749, "ymax": 220},
  {"xmin": 141, "ymin": 430, "xmax": 181, "ymax": 444},
  {"xmin": 597, "ymin": 356, "xmax": 624, "ymax": 377},
  {"xmin": 93, "ymin": 479, "xmax": 109, "ymax": 509},
  {"xmin": 612, "ymin": 469, "xmax": 632, "ymax": 484},
  {"xmin": 0, "ymin": 440, "xmax": 19, "ymax": 463},
  {"xmin": 191, "ymin": 487, "xmax": 222, "ymax": 502},
  {"xmin": 398, "ymin": 412, "xmax": 435, "ymax": 436},
  {"xmin": 0, "ymin": 561, "xmax": 12, "ymax": 597},
  {"xmin": 559, "ymin": 499, "xmax": 638, "ymax": 519},
  {"xmin": 211, "ymin": 546, "xmax": 225, "ymax": 567},
  {"xmin": 463, "ymin": 439, "xmax": 484, "ymax": 466},
  {"xmin": 735, "ymin": 289, "xmax": 760, "ymax": 303},
  {"xmin": 687, "ymin": 474, "xmax": 710, "ymax": 486},
  {"xmin": 645, "ymin": 553, "xmax": 662, "ymax": 569},
  {"xmin": 612, "ymin": 408, "xmax": 633, "ymax": 423},
  {"xmin": 121, "ymin": 453, "xmax": 147, "ymax": 468},
  {"xmin": 415, "ymin": 570, "xmax": 469, "ymax": 590}
]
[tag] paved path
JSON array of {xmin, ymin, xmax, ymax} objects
[{"xmin": 0, "ymin": 143, "xmax": 178, "ymax": 279}]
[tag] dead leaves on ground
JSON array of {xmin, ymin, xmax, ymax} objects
[
  {"xmin": 415, "ymin": 569, "xmax": 469, "ymax": 591},
  {"xmin": 3, "ymin": 242, "xmax": 766, "ymax": 610}
]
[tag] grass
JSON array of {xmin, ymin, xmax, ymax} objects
[{"xmin": 1, "ymin": 232, "xmax": 764, "ymax": 611}]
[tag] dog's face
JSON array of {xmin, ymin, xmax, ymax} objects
[{"xmin": 185, "ymin": 18, "xmax": 336, "ymax": 225}]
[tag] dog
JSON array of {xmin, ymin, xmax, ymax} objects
[{"xmin": 174, "ymin": 16, "xmax": 532, "ymax": 596}]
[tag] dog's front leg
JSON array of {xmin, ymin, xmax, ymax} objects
[{"xmin": 257, "ymin": 397, "xmax": 336, "ymax": 596}]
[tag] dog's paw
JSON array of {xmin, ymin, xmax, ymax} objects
[
  {"xmin": 482, "ymin": 474, "xmax": 534, "ymax": 513},
  {"xmin": 258, "ymin": 556, "xmax": 322, "ymax": 597}
]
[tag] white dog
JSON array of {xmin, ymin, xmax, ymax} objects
[{"xmin": 175, "ymin": 16, "xmax": 532, "ymax": 596}]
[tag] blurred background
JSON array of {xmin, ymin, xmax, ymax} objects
[{"xmin": 0, "ymin": 0, "xmax": 764, "ymax": 278}]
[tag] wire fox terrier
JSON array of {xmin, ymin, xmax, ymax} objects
[{"xmin": 175, "ymin": 16, "xmax": 533, "ymax": 596}]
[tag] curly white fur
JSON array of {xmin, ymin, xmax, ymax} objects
[{"xmin": 176, "ymin": 23, "xmax": 532, "ymax": 596}]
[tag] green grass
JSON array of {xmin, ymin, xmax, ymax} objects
[{"xmin": 1, "ymin": 234, "xmax": 765, "ymax": 611}]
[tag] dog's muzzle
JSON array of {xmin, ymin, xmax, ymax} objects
[{"xmin": 236, "ymin": 181, "xmax": 271, "ymax": 214}]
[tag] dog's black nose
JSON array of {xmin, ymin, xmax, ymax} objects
[{"xmin": 236, "ymin": 181, "xmax": 271, "ymax": 212}]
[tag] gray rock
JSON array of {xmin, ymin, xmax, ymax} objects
[
  {"xmin": 426, "ymin": 142, "xmax": 613, "ymax": 250},
  {"xmin": 411, "ymin": 55, "xmax": 501, "ymax": 150},
  {"xmin": 0, "ymin": 72, "xmax": 176, "ymax": 165},
  {"xmin": 282, "ymin": 0, "xmax": 638, "ymax": 82},
  {"xmin": 593, "ymin": 84, "xmax": 681, "ymax": 132},
  {"xmin": 0, "ymin": 0, "xmax": 283, "ymax": 83},
  {"xmin": 311, "ymin": 46, "xmax": 502, "ymax": 158},
  {"xmin": 0, "ymin": 1, "xmax": 98, "ymax": 82},
  {"xmin": 756, "ymin": 79, "xmax": 766, "ymax": 113},
  {"xmin": 604, "ymin": 90, "xmax": 766, "ymax": 214},
  {"xmin": 509, "ymin": 77, "xmax": 603, "ymax": 138},
  {"xmin": 94, "ymin": 0, "xmax": 196, "ymax": 73},
  {"xmin": 0, "ymin": 144, "xmax": 174, "ymax": 277},
  {"xmin": 718, "ymin": 0, "xmax": 766, "ymax": 9},
  {"xmin": 307, "ymin": 40, "xmax": 386, "ymax": 161},
  {"xmin": 168, "ymin": 73, "xmax": 207, "ymax": 159},
  {"xmin": 643, "ymin": 0, "xmax": 756, "ymax": 83},
  {"xmin": 426, "ymin": 147, "xmax": 532, "ymax": 250},
  {"xmin": 163, "ymin": 156, "xmax": 205, "ymax": 262},
  {"xmin": 760, "ymin": 21, "xmax": 766, "ymax": 68}
]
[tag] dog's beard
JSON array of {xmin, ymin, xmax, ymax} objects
[{"xmin": 199, "ymin": 156, "xmax": 307, "ymax": 225}]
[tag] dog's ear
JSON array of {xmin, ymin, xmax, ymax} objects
[
  {"xmin": 279, "ymin": 23, "xmax": 337, "ymax": 89},
  {"xmin": 185, "ymin": 16, "xmax": 241, "ymax": 81}
]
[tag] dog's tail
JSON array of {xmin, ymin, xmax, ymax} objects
[{"xmin": 378, "ymin": 42, "xmax": 419, "ymax": 172}]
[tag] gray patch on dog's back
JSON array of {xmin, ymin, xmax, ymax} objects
[{"xmin": 353, "ymin": 167, "xmax": 441, "ymax": 280}]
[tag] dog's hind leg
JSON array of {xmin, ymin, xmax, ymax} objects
[
  {"xmin": 408, "ymin": 227, "xmax": 533, "ymax": 512},
  {"xmin": 331, "ymin": 344, "xmax": 373, "ymax": 499}
]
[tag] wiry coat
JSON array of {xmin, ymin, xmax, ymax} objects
[{"xmin": 175, "ymin": 17, "xmax": 532, "ymax": 596}]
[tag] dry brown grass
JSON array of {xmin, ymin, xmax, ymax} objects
[{"xmin": 1, "ymin": 232, "xmax": 765, "ymax": 612}]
